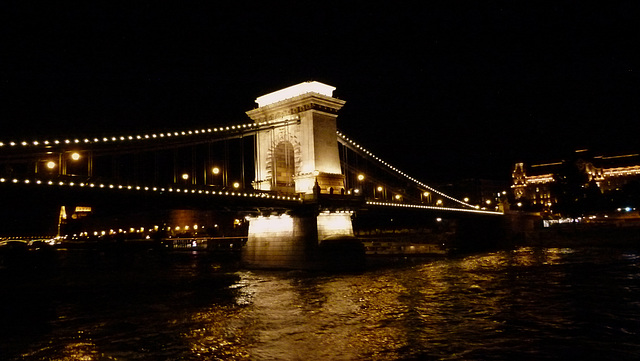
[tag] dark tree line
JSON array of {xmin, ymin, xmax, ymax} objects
[{"xmin": 551, "ymin": 159, "xmax": 639, "ymax": 217}]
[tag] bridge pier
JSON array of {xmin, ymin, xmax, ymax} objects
[
  {"xmin": 242, "ymin": 81, "xmax": 362, "ymax": 269},
  {"xmin": 242, "ymin": 211, "xmax": 356, "ymax": 269}
]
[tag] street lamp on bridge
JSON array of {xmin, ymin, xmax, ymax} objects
[
  {"xmin": 35, "ymin": 150, "xmax": 91, "ymax": 177},
  {"xmin": 63, "ymin": 151, "xmax": 88, "ymax": 176},
  {"xmin": 354, "ymin": 173, "xmax": 365, "ymax": 196},
  {"xmin": 207, "ymin": 166, "xmax": 222, "ymax": 187}
]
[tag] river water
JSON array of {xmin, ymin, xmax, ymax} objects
[{"xmin": 1, "ymin": 246, "xmax": 639, "ymax": 360}]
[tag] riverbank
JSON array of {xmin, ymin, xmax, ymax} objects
[{"xmin": 514, "ymin": 223, "xmax": 640, "ymax": 248}]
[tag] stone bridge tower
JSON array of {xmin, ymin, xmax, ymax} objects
[
  {"xmin": 246, "ymin": 81, "xmax": 346, "ymax": 195},
  {"xmin": 243, "ymin": 82, "xmax": 356, "ymax": 269}
]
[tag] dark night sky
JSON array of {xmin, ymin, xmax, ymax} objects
[{"xmin": 2, "ymin": 2, "xmax": 639, "ymax": 183}]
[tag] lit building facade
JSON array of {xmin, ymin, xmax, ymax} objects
[{"xmin": 512, "ymin": 150, "xmax": 640, "ymax": 211}]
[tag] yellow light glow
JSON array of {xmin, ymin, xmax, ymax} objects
[
  {"xmin": 182, "ymin": 173, "xmax": 189, "ymax": 180},
  {"xmin": 317, "ymin": 212, "xmax": 354, "ymax": 237},
  {"xmin": 357, "ymin": 174, "xmax": 365, "ymax": 181},
  {"xmin": 71, "ymin": 152, "xmax": 80, "ymax": 161},
  {"xmin": 248, "ymin": 214, "xmax": 294, "ymax": 233},
  {"xmin": 366, "ymin": 201, "xmax": 503, "ymax": 215},
  {"xmin": 233, "ymin": 182, "xmax": 240, "ymax": 189},
  {"xmin": 212, "ymin": 167, "xmax": 220, "ymax": 175}
]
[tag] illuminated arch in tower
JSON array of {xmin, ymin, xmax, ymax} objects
[{"xmin": 272, "ymin": 141, "xmax": 295, "ymax": 187}]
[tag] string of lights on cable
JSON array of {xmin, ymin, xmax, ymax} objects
[{"xmin": 337, "ymin": 131, "xmax": 477, "ymax": 209}]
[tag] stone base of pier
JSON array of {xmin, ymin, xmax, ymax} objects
[{"xmin": 242, "ymin": 212, "xmax": 356, "ymax": 269}]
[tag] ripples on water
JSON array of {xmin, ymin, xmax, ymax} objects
[{"xmin": 1, "ymin": 247, "xmax": 639, "ymax": 360}]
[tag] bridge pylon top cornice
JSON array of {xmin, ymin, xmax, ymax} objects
[{"xmin": 246, "ymin": 81, "xmax": 346, "ymax": 122}]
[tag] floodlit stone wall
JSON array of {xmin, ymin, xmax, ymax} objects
[{"xmin": 243, "ymin": 212, "xmax": 354, "ymax": 269}]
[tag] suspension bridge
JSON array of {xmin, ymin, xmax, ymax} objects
[{"xmin": 0, "ymin": 81, "xmax": 504, "ymax": 268}]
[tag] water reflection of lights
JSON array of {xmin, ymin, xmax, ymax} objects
[
  {"xmin": 9, "ymin": 247, "xmax": 634, "ymax": 360},
  {"xmin": 458, "ymin": 247, "xmax": 574, "ymax": 271},
  {"xmin": 59, "ymin": 341, "xmax": 100, "ymax": 361},
  {"xmin": 184, "ymin": 307, "xmax": 250, "ymax": 359}
]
